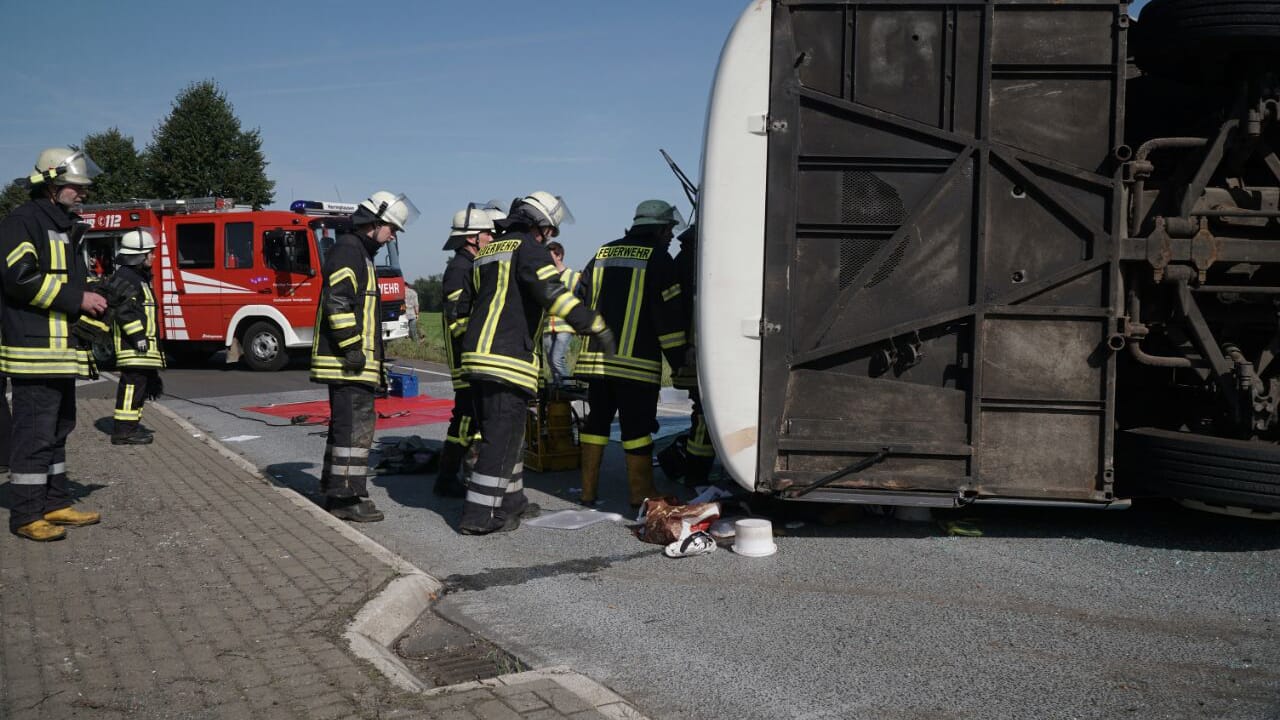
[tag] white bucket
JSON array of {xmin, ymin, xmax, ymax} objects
[{"xmin": 732, "ymin": 518, "xmax": 777, "ymax": 557}]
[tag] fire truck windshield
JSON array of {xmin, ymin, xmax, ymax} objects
[{"xmin": 309, "ymin": 218, "xmax": 402, "ymax": 277}]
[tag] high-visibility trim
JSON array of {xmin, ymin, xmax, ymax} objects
[
  {"xmin": 48, "ymin": 462, "xmax": 66, "ymax": 476},
  {"xmin": 580, "ymin": 433, "xmax": 610, "ymax": 446},
  {"xmin": 462, "ymin": 352, "xmax": 540, "ymax": 391},
  {"xmin": 465, "ymin": 490, "xmax": 504, "ymax": 508},
  {"xmin": 449, "ymin": 317, "xmax": 469, "ymax": 338},
  {"xmin": 462, "ymin": 351, "xmax": 539, "ymax": 377},
  {"xmin": 475, "ymin": 256, "xmax": 511, "ymax": 354},
  {"xmin": 329, "ymin": 267, "xmax": 357, "ymax": 288},
  {"xmin": 446, "ymin": 289, "xmax": 463, "ymax": 301},
  {"xmin": 470, "ymin": 472, "xmax": 507, "ymax": 489},
  {"xmin": 659, "ymin": 330, "xmax": 687, "ymax": 349},
  {"xmin": 82, "ymin": 317, "xmax": 111, "ymax": 333},
  {"xmin": 619, "ymin": 268, "xmax": 646, "ymax": 357},
  {"xmin": 331, "ymin": 446, "xmax": 370, "ymax": 458},
  {"xmin": 336, "ymin": 334, "xmax": 362, "ymax": 349},
  {"xmin": 11, "ymin": 473, "xmax": 45, "ymax": 485},
  {"xmin": 621, "ymin": 436, "xmax": 653, "ymax": 451},
  {"xmin": 548, "ymin": 292, "xmax": 579, "ymax": 318},
  {"xmin": 661, "ymin": 284, "xmax": 682, "ymax": 302},
  {"xmin": 535, "ymin": 264, "xmax": 558, "ymax": 280},
  {"xmin": 329, "ymin": 312, "xmax": 357, "ymax": 329},
  {"xmin": 32, "ymin": 275, "xmax": 60, "ymax": 309},
  {"xmin": 506, "ymin": 477, "xmax": 524, "ymax": 493},
  {"xmin": 576, "ymin": 351, "xmax": 661, "ymax": 372},
  {"xmin": 688, "ymin": 439, "xmax": 715, "ymax": 457},
  {"xmin": 447, "ymin": 416, "xmax": 474, "ymax": 445},
  {"xmin": 595, "ymin": 245, "xmax": 653, "ymax": 261},
  {"xmin": 114, "ymin": 408, "xmax": 142, "ymax": 421},
  {"xmin": 121, "ymin": 320, "xmax": 145, "ymax": 335},
  {"xmin": 6, "ymin": 242, "xmax": 35, "ymax": 267}
]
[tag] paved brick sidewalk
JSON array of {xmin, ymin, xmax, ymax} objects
[{"xmin": 0, "ymin": 396, "xmax": 647, "ymax": 720}]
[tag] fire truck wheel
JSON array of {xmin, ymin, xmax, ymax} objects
[
  {"xmin": 241, "ymin": 321, "xmax": 289, "ymax": 372},
  {"xmin": 1132, "ymin": 0, "xmax": 1280, "ymax": 82},
  {"xmin": 1117, "ymin": 427, "xmax": 1280, "ymax": 513}
]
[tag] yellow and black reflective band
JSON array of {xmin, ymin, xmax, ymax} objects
[
  {"xmin": 476, "ymin": 260, "xmax": 512, "ymax": 354},
  {"xmin": 329, "ymin": 312, "xmax": 357, "ymax": 330},
  {"xmin": 619, "ymin": 268, "xmax": 646, "ymax": 356},
  {"xmin": 82, "ymin": 316, "xmax": 111, "ymax": 333},
  {"xmin": 6, "ymin": 242, "xmax": 35, "ymax": 267},
  {"xmin": 580, "ymin": 433, "xmax": 610, "ymax": 446},
  {"xmin": 535, "ymin": 264, "xmax": 558, "ymax": 280},
  {"xmin": 659, "ymin": 330, "xmax": 687, "ymax": 349},
  {"xmin": 661, "ymin": 284, "xmax": 681, "ymax": 302},
  {"xmin": 329, "ymin": 267, "xmax": 357, "ymax": 289},
  {"xmin": 621, "ymin": 436, "xmax": 652, "ymax": 451},
  {"xmin": 548, "ymin": 291, "xmax": 580, "ymax": 318},
  {"xmin": 336, "ymin": 334, "xmax": 363, "ymax": 349},
  {"xmin": 446, "ymin": 288, "xmax": 463, "ymax": 302},
  {"xmin": 32, "ymin": 275, "xmax": 60, "ymax": 309},
  {"xmin": 449, "ymin": 317, "xmax": 469, "ymax": 338},
  {"xmin": 122, "ymin": 320, "xmax": 144, "ymax": 335}
]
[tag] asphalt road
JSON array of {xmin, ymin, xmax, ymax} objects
[{"xmin": 146, "ymin": 356, "xmax": 1280, "ymax": 720}]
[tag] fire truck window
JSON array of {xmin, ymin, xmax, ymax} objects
[
  {"xmin": 225, "ymin": 222, "xmax": 254, "ymax": 269},
  {"xmin": 176, "ymin": 223, "xmax": 215, "ymax": 269},
  {"xmin": 263, "ymin": 229, "xmax": 310, "ymax": 274}
]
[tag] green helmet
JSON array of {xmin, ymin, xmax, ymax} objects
[{"xmin": 631, "ymin": 199, "xmax": 685, "ymax": 228}]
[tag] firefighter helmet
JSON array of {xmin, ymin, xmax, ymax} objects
[
  {"xmin": 632, "ymin": 199, "xmax": 685, "ymax": 229},
  {"xmin": 34, "ymin": 147, "xmax": 102, "ymax": 186},
  {"xmin": 115, "ymin": 229, "xmax": 157, "ymax": 265},
  {"xmin": 443, "ymin": 204, "xmax": 497, "ymax": 250},
  {"xmin": 519, "ymin": 191, "xmax": 574, "ymax": 235},
  {"xmin": 357, "ymin": 191, "xmax": 420, "ymax": 232}
]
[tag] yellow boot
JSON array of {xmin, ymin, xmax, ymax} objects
[
  {"xmin": 44, "ymin": 507, "xmax": 101, "ymax": 527},
  {"xmin": 580, "ymin": 442, "xmax": 605, "ymax": 505},
  {"xmin": 625, "ymin": 452, "xmax": 657, "ymax": 507},
  {"xmin": 15, "ymin": 520, "xmax": 66, "ymax": 542}
]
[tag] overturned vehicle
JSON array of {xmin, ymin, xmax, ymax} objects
[{"xmin": 697, "ymin": 0, "xmax": 1280, "ymax": 517}]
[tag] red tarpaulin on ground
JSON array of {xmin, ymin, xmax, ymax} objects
[{"xmin": 244, "ymin": 395, "xmax": 455, "ymax": 430}]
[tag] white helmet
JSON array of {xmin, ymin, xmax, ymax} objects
[
  {"xmin": 358, "ymin": 191, "xmax": 421, "ymax": 232},
  {"xmin": 115, "ymin": 229, "xmax": 157, "ymax": 265},
  {"xmin": 34, "ymin": 147, "xmax": 102, "ymax": 186},
  {"xmin": 449, "ymin": 205, "xmax": 496, "ymax": 238},
  {"xmin": 520, "ymin": 191, "xmax": 574, "ymax": 235}
]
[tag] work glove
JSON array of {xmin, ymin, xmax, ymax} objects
[
  {"xmin": 135, "ymin": 339, "xmax": 149, "ymax": 354},
  {"xmin": 342, "ymin": 349, "xmax": 366, "ymax": 374}
]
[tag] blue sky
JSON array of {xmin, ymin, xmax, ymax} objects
[{"xmin": 3, "ymin": 0, "xmax": 1151, "ymax": 280}]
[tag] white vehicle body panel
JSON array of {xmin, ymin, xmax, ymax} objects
[{"xmin": 698, "ymin": 0, "xmax": 772, "ymax": 492}]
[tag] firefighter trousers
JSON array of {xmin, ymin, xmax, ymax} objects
[
  {"xmin": 8, "ymin": 378, "xmax": 77, "ymax": 532},
  {"xmin": 459, "ymin": 379, "xmax": 530, "ymax": 531},
  {"xmin": 113, "ymin": 368, "xmax": 155, "ymax": 438},
  {"xmin": 581, "ymin": 378, "xmax": 660, "ymax": 457},
  {"xmin": 686, "ymin": 388, "xmax": 715, "ymax": 483},
  {"xmin": 321, "ymin": 383, "xmax": 375, "ymax": 499},
  {"xmin": 438, "ymin": 386, "xmax": 476, "ymax": 487}
]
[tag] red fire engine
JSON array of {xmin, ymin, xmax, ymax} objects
[{"xmin": 77, "ymin": 197, "xmax": 409, "ymax": 371}]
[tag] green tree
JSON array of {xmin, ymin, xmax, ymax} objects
[
  {"xmin": 0, "ymin": 180, "xmax": 28, "ymax": 218},
  {"xmin": 413, "ymin": 275, "xmax": 443, "ymax": 313},
  {"xmin": 81, "ymin": 128, "xmax": 146, "ymax": 203},
  {"xmin": 145, "ymin": 80, "xmax": 274, "ymax": 207}
]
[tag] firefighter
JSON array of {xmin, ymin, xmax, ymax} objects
[
  {"xmin": 110, "ymin": 229, "xmax": 165, "ymax": 445},
  {"xmin": 541, "ymin": 241, "xmax": 580, "ymax": 389},
  {"xmin": 457, "ymin": 191, "xmax": 615, "ymax": 534},
  {"xmin": 0, "ymin": 147, "xmax": 109, "ymax": 541},
  {"xmin": 311, "ymin": 191, "xmax": 420, "ymax": 522},
  {"xmin": 672, "ymin": 224, "xmax": 715, "ymax": 484},
  {"xmin": 576, "ymin": 200, "xmax": 690, "ymax": 508},
  {"xmin": 434, "ymin": 205, "xmax": 496, "ymax": 498}
]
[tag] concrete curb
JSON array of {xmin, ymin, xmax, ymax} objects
[
  {"xmin": 151, "ymin": 399, "xmax": 651, "ymax": 717},
  {"xmin": 151, "ymin": 400, "xmax": 440, "ymax": 692}
]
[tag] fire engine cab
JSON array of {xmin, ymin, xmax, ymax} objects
[{"xmin": 77, "ymin": 197, "xmax": 410, "ymax": 371}]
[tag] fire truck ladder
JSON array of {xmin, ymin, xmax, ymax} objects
[{"xmin": 77, "ymin": 197, "xmax": 237, "ymax": 214}]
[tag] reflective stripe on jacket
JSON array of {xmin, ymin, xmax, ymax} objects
[
  {"xmin": 0, "ymin": 199, "xmax": 91, "ymax": 378},
  {"xmin": 112, "ymin": 264, "xmax": 165, "ymax": 369},
  {"xmin": 461, "ymin": 231, "xmax": 601, "ymax": 394},
  {"xmin": 576, "ymin": 233, "xmax": 688, "ymax": 385},
  {"xmin": 542, "ymin": 267, "xmax": 581, "ymax": 335},
  {"xmin": 441, "ymin": 250, "xmax": 474, "ymax": 390},
  {"xmin": 310, "ymin": 232, "xmax": 382, "ymax": 386}
]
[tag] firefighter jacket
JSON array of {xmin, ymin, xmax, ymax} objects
[
  {"xmin": 577, "ymin": 233, "xmax": 688, "ymax": 385},
  {"xmin": 671, "ymin": 243, "xmax": 698, "ymax": 390},
  {"xmin": 111, "ymin": 264, "xmax": 164, "ymax": 369},
  {"xmin": 0, "ymin": 198, "xmax": 92, "ymax": 378},
  {"xmin": 441, "ymin": 249, "xmax": 474, "ymax": 391},
  {"xmin": 542, "ymin": 267, "xmax": 582, "ymax": 335},
  {"xmin": 461, "ymin": 230, "xmax": 603, "ymax": 394},
  {"xmin": 310, "ymin": 232, "xmax": 383, "ymax": 386}
]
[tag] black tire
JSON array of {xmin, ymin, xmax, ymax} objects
[
  {"xmin": 241, "ymin": 321, "xmax": 288, "ymax": 372},
  {"xmin": 1133, "ymin": 0, "xmax": 1280, "ymax": 81},
  {"xmin": 1117, "ymin": 427, "xmax": 1280, "ymax": 512}
]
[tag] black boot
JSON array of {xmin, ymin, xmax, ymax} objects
[
  {"xmin": 325, "ymin": 497, "xmax": 384, "ymax": 522},
  {"xmin": 112, "ymin": 429, "xmax": 154, "ymax": 445},
  {"xmin": 433, "ymin": 443, "xmax": 467, "ymax": 498}
]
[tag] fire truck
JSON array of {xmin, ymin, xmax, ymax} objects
[{"xmin": 77, "ymin": 197, "xmax": 410, "ymax": 371}]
